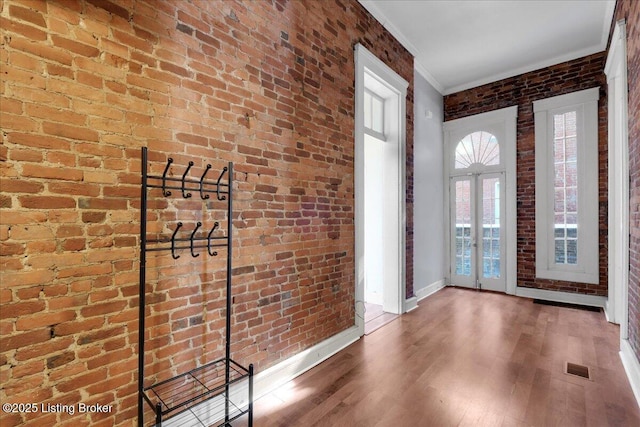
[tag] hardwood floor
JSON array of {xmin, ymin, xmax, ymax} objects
[{"xmin": 244, "ymin": 287, "xmax": 640, "ymax": 426}]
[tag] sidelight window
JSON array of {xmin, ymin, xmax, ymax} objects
[{"xmin": 534, "ymin": 87, "xmax": 599, "ymax": 284}]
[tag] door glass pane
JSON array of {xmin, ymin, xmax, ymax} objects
[
  {"xmin": 455, "ymin": 180, "xmax": 472, "ymax": 276},
  {"xmin": 482, "ymin": 178, "xmax": 500, "ymax": 278}
]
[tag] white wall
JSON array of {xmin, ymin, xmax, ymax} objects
[
  {"xmin": 364, "ymin": 134, "xmax": 384, "ymax": 305},
  {"xmin": 413, "ymin": 71, "xmax": 445, "ymax": 294}
]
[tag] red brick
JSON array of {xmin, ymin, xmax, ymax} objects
[
  {"xmin": 8, "ymin": 36, "xmax": 73, "ymax": 66},
  {"xmin": 57, "ymin": 262, "xmax": 112, "ymax": 279},
  {"xmin": 7, "ymin": 86, "xmax": 70, "ymax": 108},
  {"xmin": 51, "ymin": 35, "xmax": 100, "ymax": 57},
  {"xmin": 7, "ymin": 53, "xmax": 40, "ymax": 79},
  {"xmin": 19, "ymin": 196, "xmax": 76, "ymax": 209},
  {"xmin": 0, "ymin": 16, "xmax": 46, "ymax": 40},
  {"xmin": 2, "ymin": 268, "xmax": 55, "ymax": 287},
  {"xmin": 22, "ymin": 164, "xmax": 83, "ymax": 181},
  {"xmin": 47, "ymin": 63, "xmax": 74, "ymax": 79},
  {"xmin": 1, "ymin": 180, "xmax": 43, "ymax": 194},
  {"xmin": 9, "ymin": 4, "xmax": 46, "ymax": 27},
  {"xmin": 42, "ymin": 122, "xmax": 99, "ymax": 142},
  {"xmin": 55, "ymin": 369, "xmax": 108, "ymax": 394},
  {"xmin": 16, "ymin": 310, "xmax": 76, "ymax": 330},
  {"xmin": 48, "ymin": 182, "xmax": 100, "ymax": 197},
  {"xmin": 80, "ymin": 301, "xmax": 127, "ymax": 318},
  {"xmin": 0, "ymin": 301, "xmax": 45, "ymax": 319},
  {"xmin": 25, "ymin": 104, "xmax": 87, "ymax": 126},
  {"xmin": 0, "ymin": 329, "xmax": 50, "ymax": 352},
  {"xmin": 46, "ymin": 151, "xmax": 77, "ymax": 167}
]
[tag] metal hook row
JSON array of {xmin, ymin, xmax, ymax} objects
[
  {"xmin": 161, "ymin": 158, "xmax": 228, "ymax": 201},
  {"xmin": 170, "ymin": 221, "xmax": 224, "ymax": 259}
]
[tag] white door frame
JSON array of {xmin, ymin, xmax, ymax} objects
[
  {"xmin": 443, "ymin": 106, "xmax": 518, "ymax": 295},
  {"xmin": 354, "ymin": 44, "xmax": 408, "ymax": 335},
  {"xmin": 604, "ymin": 19, "xmax": 629, "ymax": 334}
]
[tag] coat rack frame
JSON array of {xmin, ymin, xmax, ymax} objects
[{"xmin": 138, "ymin": 147, "xmax": 253, "ymax": 427}]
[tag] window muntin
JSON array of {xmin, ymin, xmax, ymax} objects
[
  {"xmin": 364, "ymin": 89, "xmax": 384, "ymax": 136},
  {"xmin": 455, "ymin": 131, "xmax": 500, "ymax": 169}
]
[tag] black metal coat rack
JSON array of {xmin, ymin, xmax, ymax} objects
[{"xmin": 138, "ymin": 147, "xmax": 253, "ymax": 426}]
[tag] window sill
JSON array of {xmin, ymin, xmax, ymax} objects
[{"xmin": 535, "ymin": 267, "xmax": 599, "ymax": 285}]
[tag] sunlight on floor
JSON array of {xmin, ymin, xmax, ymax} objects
[{"xmin": 256, "ymin": 380, "xmax": 315, "ymax": 417}]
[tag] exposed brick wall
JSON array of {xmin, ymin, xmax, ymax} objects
[
  {"xmin": 0, "ymin": 0, "xmax": 414, "ymax": 425},
  {"xmin": 444, "ymin": 53, "xmax": 608, "ymax": 296},
  {"xmin": 613, "ymin": 0, "xmax": 640, "ymax": 364},
  {"xmin": 406, "ymin": 83, "xmax": 415, "ymax": 298}
]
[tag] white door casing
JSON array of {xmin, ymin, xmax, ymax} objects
[
  {"xmin": 354, "ymin": 44, "xmax": 408, "ymax": 335},
  {"xmin": 605, "ymin": 19, "xmax": 629, "ymax": 334},
  {"xmin": 444, "ymin": 106, "xmax": 517, "ymax": 294}
]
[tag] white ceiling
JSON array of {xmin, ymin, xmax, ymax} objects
[{"xmin": 359, "ymin": 0, "xmax": 615, "ymax": 95}]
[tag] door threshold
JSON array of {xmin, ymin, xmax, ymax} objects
[
  {"xmin": 447, "ymin": 285, "xmax": 507, "ymax": 295},
  {"xmin": 364, "ymin": 312, "xmax": 398, "ymax": 335}
]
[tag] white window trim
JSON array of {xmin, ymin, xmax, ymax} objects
[{"xmin": 534, "ymin": 87, "xmax": 599, "ymax": 284}]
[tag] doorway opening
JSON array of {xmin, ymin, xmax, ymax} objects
[
  {"xmin": 443, "ymin": 107, "xmax": 517, "ymax": 294},
  {"xmin": 363, "ymin": 130, "xmax": 399, "ymax": 334},
  {"xmin": 354, "ymin": 44, "xmax": 408, "ymax": 336}
]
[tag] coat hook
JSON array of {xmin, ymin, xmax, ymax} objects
[
  {"xmin": 162, "ymin": 158, "xmax": 173, "ymax": 197},
  {"xmin": 171, "ymin": 222, "xmax": 183, "ymax": 259},
  {"xmin": 207, "ymin": 222, "xmax": 220, "ymax": 256},
  {"xmin": 182, "ymin": 161, "xmax": 194, "ymax": 198},
  {"xmin": 216, "ymin": 167, "xmax": 228, "ymax": 201},
  {"xmin": 190, "ymin": 222, "xmax": 201, "ymax": 258},
  {"xmin": 199, "ymin": 164, "xmax": 212, "ymax": 200}
]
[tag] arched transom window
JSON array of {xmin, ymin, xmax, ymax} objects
[{"xmin": 455, "ymin": 131, "xmax": 500, "ymax": 169}]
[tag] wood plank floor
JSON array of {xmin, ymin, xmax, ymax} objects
[{"xmin": 243, "ymin": 287, "xmax": 640, "ymax": 426}]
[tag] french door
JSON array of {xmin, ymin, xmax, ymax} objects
[
  {"xmin": 443, "ymin": 106, "xmax": 517, "ymax": 295},
  {"xmin": 450, "ymin": 172, "xmax": 505, "ymax": 292}
]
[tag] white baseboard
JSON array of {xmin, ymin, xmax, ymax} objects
[
  {"xmin": 405, "ymin": 296, "xmax": 418, "ymax": 312},
  {"xmin": 515, "ymin": 286, "xmax": 607, "ymax": 308},
  {"xmin": 415, "ymin": 279, "xmax": 446, "ymax": 303},
  {"xmin": 252, "ymin": 325, "xmax": 360, "ymax": 398},
  {"xmin": 163, "ymin": 326, "xmax": 361, "ymax": 426},
  {"xmin": 406, "ymin": 279, "xmax": 446, "ymax": 312},
  {"xmin": 604, "ymin": 299, "xmax": 612, "ymax": 322},
  {"xmin": 620, "ymin": 339, "xmax": 640, "ymax": 409}
]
